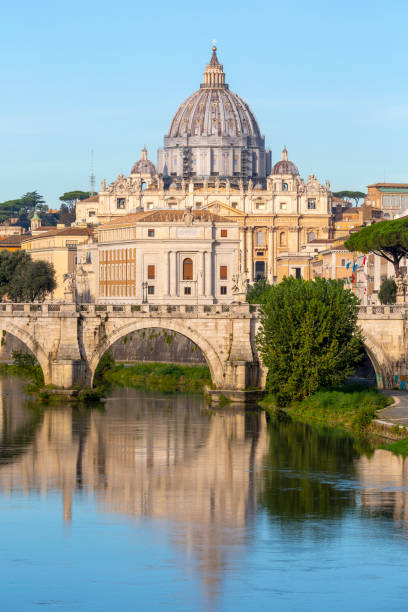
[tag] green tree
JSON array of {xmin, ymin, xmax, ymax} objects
[
  {"xmin": 256, "ymin": 277, "xmax": 363, "ymax": 405},
  {"xmin": 344, "ymin": 217, "xmax": 408, "ymax": 277},
  {"xmin": 0, "ymin": 251, "xmax": 56, "ymax": 302},
  {"xmin": 0, "ymin": 191, "xmax": 46, "ymax": 229},
  {"xmin": 59, "ymin": 191, "xmax": 90, "ymax": 207},
  {"xmin": 332, "ymin": 190, "xmax": 366, "ymax": 206},
  {"xmin": 58, "ymin": 191, "xmax": 89, "ymax": 225},
  {"xmin": 246, "ymin": 278, "xmax": 273, "ymax": 304},
  {"xmin": 378, "ymin": 278, "xmax": 397, "ymax": 304}
]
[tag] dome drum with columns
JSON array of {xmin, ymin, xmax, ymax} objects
[{"xmin": 157, "ymin": 47, "xmax": 271, "ymax": 183}]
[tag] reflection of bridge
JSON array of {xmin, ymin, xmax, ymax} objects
[{"xmin": 0, "ymin": 302, "xmax": 407, "ymax": 390}]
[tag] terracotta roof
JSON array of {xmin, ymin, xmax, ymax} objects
[
  {"xmin": 0, "ymin": 234, "xmax": 28, "ymax": 246},
  {"xmin": 368, "ymin": 183, "xmax": 408, "ymax": 188},
  {"xmin": 79, "ymin": 195, "xmax": 99, "ymax": 203},
  {"xmin": 21, "ymin": 227, "xmax": 94, "ymax": 242},
  {"xmin": 99, "ymin": 209, "xmax": 234, "ymax": 228},
  {"xmin": 307, "ymin": 238, "xmax": 336, "ymax": 244}
]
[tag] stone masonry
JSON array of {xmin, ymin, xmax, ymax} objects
[{"xmin": 0, "ymin": 302, "xmax": 407, "ymax": 391}]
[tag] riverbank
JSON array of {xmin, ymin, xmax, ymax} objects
[
  {"xmin": 102, "ymin": 362, "xmax": 211, "ymax": 394},
  {"xmin": 261, "ymin": 384, "xmax": 393, "ymax": 436}
]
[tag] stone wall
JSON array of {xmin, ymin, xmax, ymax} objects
[{"xmin": 108, "ymin": 329, "xmax": 206, "ymax": 364}]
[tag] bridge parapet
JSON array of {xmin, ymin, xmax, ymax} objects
[{"xmin": 358, "ymin": 304, "xmax": 408, "ymax": 319}]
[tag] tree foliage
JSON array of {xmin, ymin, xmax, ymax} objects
[
  {"xmin": 59, "ymin": 191, "xmax": 90, "ymax": 206},
  {"xmin": 378, "ymin": 278, "xmax": 397, "ymax": 304},
  {"xmin": 344, "ymin": 217, "xmax": 408, "ymax": 277},
  {"xmin": 0, "ymin": 251, "xmax": 56, "ymax": 302},
  {"xmin": 246, "ymin": 278, "xmax": 273, "ymax": 304},
  {"xmin": 256, "ymin": 277, "xmax": 363, "ymax": 406},
  {"xmin": 0, "ymin": 191, "xmax": 47, "ymax": 229},
  {"xmin": 332, "ymin": 190, "xmax": 366, "ymax": 206}
]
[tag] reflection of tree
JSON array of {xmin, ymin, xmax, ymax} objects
[
  {"xmin": 0, "ymin": 378, "xmax": 43, "ymax": 464},
  {"xmin": 259, "ymin": 418, "xmax": 358, "ymax": 525}
]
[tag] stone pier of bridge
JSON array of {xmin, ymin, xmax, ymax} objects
[
  {"xmin": 0, "ymin": 302, "xmax": 407, "ymax": 394},
  {"xmin": 0, "ymin": 303, "xmax": 266, "ymax": 394}
]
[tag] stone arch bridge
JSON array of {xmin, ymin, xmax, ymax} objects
[{"xmin": 0, "ymin": 302, "xmax": 406, "ymax": 391}]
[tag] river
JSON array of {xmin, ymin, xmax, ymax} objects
[{"xmin": 1, "ymin": 376, "xmax": 408, "ymax": 611}]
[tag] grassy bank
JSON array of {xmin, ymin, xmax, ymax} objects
[
  {"xmin": 378, "ymin": 438, "xmax": 408, "ymax": 456},
  {"xmin": 0, "ymin": 352, "xmax": 44, "ymax": 390},
  {"xmin": 102, "ymin": 361, "xmax": 211, "ymax": 394},
  {"xmin": 261, "ymin": 384, "xmax": 392, "ymax": 435}
]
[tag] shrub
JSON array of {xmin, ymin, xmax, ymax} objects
[{"xmin": 378, "ymin": 278, "xmax": 397, "ymax": 304}]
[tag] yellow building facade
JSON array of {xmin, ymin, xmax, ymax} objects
[{"xmin": 21, "ymin": 228, "xmax": 93, "ymax": 301}]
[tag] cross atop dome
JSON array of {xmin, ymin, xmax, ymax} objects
[{"xmin": 202, "ymin": 45, "xmax": 227, "ymax": 89}]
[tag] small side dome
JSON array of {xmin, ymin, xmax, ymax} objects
[
  {"xmin": 169, "ymin": 182, "xmax": 179, "ymax": 191},
  {"xmin": 131, "ymin": 146, "xmax": 157, "ymax": 175},
  {"xmin": 272, "ymin": 147, "xmax": 299, "ymax": 176}
]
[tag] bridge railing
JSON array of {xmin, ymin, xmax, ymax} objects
[
  {"xmin": 0, "ymin": 302, "xmax": 261, "ymax": 317},
  {"xmin": 358, "ymin": 304, "xmax": 408, "ymax": 316}
]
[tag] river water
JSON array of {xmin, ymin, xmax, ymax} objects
[{"xmin": 1, "ymin": 377, "xmax": 408, "ymax": 612}]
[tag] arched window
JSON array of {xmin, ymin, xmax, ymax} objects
[
  {"xmin": 183, "ymin": 258, "xmax": 193, "ymax": 280},
  {"xmin": 307, "ymin": 231, "xmax": 315, "ymax": 242},
  {"xmin": 282, "ymin": 182, "xmax": 288, "ymax": 191},
  {"xmin": 280, "ymin": 232, "xmax": 287, "ymax": 247}
]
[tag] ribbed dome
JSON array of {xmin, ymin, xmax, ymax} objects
[
  {"xmin": 272, "ymin": 147, "xmax": 298, "ymax": 176},
  {"xmin": 131, "ymin": 146, "xmax": 157, "ymax": 175},
  {"xmin": 168, "ymin": 47, "xmax": 261, "ymax": 139}
]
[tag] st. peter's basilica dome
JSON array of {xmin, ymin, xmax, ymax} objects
[
  {"xmin": 168, "ymin": 47, "xmax": 261, "ymax": 139},
  {"xmin": 157, "ymin": 47, "xmax": 270, "ymax": 181}
]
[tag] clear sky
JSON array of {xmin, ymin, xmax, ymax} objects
[{"xmin": 1, "ymin": 0, "xmax": 408, "ymax": 207}]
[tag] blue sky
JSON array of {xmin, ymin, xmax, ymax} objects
[{"xmin": 1, "ymin": 0, "xmax": 407, "ymax": 207}]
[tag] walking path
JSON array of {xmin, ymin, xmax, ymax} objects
[{"xmin": 376, "ymin": 391, "xmax": 408, "ymax": 427}]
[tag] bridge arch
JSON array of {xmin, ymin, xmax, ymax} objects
[
  {"xmin": 0, "ymin": 321, "xmax": 50, "ymax": 384},
  {"xmin": 362, "ymin": 334, "xmax": 393, "ymax": 389},
  {"xmin": 88, "ymin": 319, "xmax": 226, "ymax": 388}
]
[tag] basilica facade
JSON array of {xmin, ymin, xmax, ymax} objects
[{"xmin": 76, "ymin": 47, "xmax": 333, "ymax": 283}]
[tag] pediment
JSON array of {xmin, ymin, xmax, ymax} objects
[{"xmin": 203, "ymin": 201, "xmax": 246, "ymax": 217}]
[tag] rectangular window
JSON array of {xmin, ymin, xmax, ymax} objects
[
  {"xmin": 256, "ymin": 231, "xmax": 264, "ymax": 246},
  {"xmin": 147, "ymin": 286, "xmax": 155, "ymax": 295},
  {"xmin": 341, "ymin": 258, "xmax": 346, "ymax": 267},
  {"xmin": 89, "ymin": 210, "xmax": 95, "ymax": 217},
  {"xmin": 220, "ymin": 286, "xmax": 227, "ymax": 295},
  {"xmin": 280, "ymin": 202, "xmax": 287, "ymax": 210},
  {"xmin": 148, "ymin": 229, "xmax": 155, "ymax": 237},
  {"xmin": 184, "ymin": 286, "xmax": 192, "ymax": 295},
  {"xmin": 147, "ymin": 265, "xmax": 155, "ymax": 280},
  {"xmin": 116, "ymin": 198, "xmax": 126, "ymax": 209},
  {"xmin": 220, "ymin": 229, "xmax": 228, "ymax": 238},
  {"xmin": 220, "ymin": 265, "xmax": 228, "ymax": 280},
  {"xmin": 307, "ymin": 199, "xmax": 316, "ymax": 210}
]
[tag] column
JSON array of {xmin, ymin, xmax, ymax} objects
[
  {"xmin": 165, "ymin": 251, "xmax": 170, "ymax": 297},
  {"xmin": 268, "ymin": 228, "xmax": 274, "ymax": 282},
  {"xmin": 205, "ymin": 251, "xmax": 212, "ymax": 297},
  {"xmin": 247, "ymin": 228, "xmax": 253, "ymax": 282},
  {"xmin": 170, "ymin": 251, "xmax": 176, "ymax": 297},
  {"xmin": 240, "ymin": 227, "xmax": 246, "ymax": 274},
  {"xmin": 199, "ymin": 251, "xmax": 205, "ymax": 297}
]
